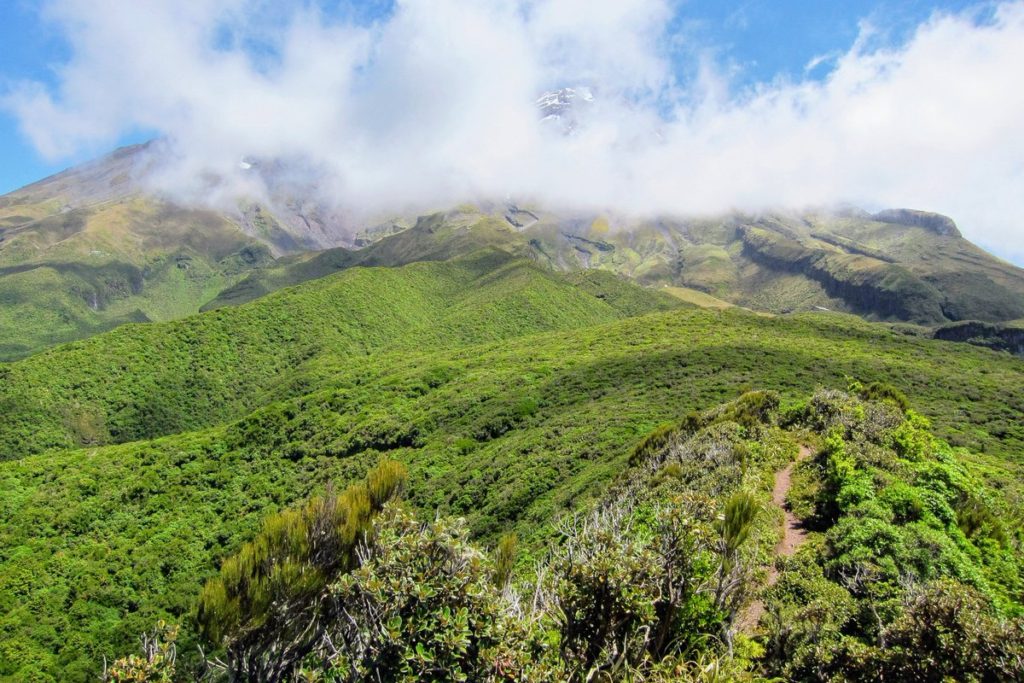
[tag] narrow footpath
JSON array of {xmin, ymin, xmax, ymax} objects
[{"xmin": 736, "ymin": 444, "xmax": 813, "ymax": 632}]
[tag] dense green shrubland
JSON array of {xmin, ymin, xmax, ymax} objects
[
  {"xmin": 1, "ymin": 255, "xmax": 1023, "ymax": 680},
  {"xmin": 0, "ymin": 251, "xmax": 679, "ymax": 458},
  {"xmin": 763, "ymin": 388, "xmax": 1024, "ymax": 681},
  {"xmin": 122, "ymin": 393, "xmax": 787, "ymax": 681},
  {"xmin": 105, "ymin": 390, "xmax": 1023, "ymax": 681}
]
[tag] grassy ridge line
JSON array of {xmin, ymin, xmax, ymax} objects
[
  {"xmin": 0, "ymin": 250, "xmax": 680, "ymax": 459},
  {"xmin": 1, "ymin": 305, "xmax": 1022, "ymax": 678},
  {"xmin": 204, "ymin": 211, "xmax": 528, "ymax": 309}
]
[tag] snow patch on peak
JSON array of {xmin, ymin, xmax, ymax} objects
[{"xmin": 537, "ymin": 87, "xmax": 595, "ymax": 134}]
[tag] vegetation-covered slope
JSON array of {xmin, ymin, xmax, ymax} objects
[
  {"xmin": 0, "ymin": 250, "xmax": 679, "ymax": 459},
  {"xmin": 0, "ymin": 152, "xmax": 274, "ymax": 360},
  {"xmin": 207, "ymin": 205, "xmax": 1024, "ymax": 328},
  {"xmin": 1, "ymin": 285, "xmax": 1022, "ymax": 679},
  {"xmin": 24, "ymin": 387, "xmax": 1024, "ymax": 681},
  {"xmin": 203, "ymin": 209, "xmax": 530, "ymax": 309},
  {"xmin": 2, "ymin": 146, "xmax": 1023, "ymax": 682},
  {"xmin": 517, "ymin": 207, "xmax": 1024, "ymax": 324},
  {"xmin": 6, "ymin": 145, "xmax": 1023, "ymax": 361}
]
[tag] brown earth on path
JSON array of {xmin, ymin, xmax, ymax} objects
[{"xmin": 735, "ymin": 444, "xmax": 813, "ymax": 632}]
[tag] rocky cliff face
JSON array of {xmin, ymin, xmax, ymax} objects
[
  {"xmin": 872, "ymin": 209, "xmax": 962, "ymax": 238},
  {"xmin": 739, "ymin": 226, "xmax": 949, "ymax": 323},
  {"xmin": 933, "ymin": 320, "xmax": 1024, "ymax": 356}
]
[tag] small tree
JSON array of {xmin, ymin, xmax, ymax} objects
[
  {"xmin": 325, "ymin": 509, "xmax": 534, "ymax": 682},
  {"xmin": 103, "ymin": 621, "xmax": 178, "ymax": 683},
  {"xmin": 196, "ymin": 460, "xmax": 407, "ymax": 682}
]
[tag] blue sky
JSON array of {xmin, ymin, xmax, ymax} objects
[{"xmin": 0, "ymin": 0, "xmax": 977, "ymax": 194}]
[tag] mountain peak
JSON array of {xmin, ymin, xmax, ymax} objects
[{"xmin": 537, "ymin": 87, "xmax": 595, "ymax": 133}]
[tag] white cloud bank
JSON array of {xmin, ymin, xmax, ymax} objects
[{"xmin": 5, "ymin": 0, "xmax": 1024, "ymax": 262}]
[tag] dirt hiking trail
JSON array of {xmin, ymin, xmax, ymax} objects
[{"xmin": 736, "ymin": 444, "xmax": 813, "ymax": 632}]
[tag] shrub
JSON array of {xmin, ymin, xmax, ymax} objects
[
  {"xmin": 102, "ymin": 621, "xmax": 178, "ymax": 683},
  {"xmin": 546, "ymin": 496, "xmax": 730, "ymax": 679},
  {"xmin": 492, "ymin": 533, "xmax": 518, "ymax": 590},
  {"xmin": 550, "ymin": 509, "xmax": 660, "ymax": 675},
  {"xmin": 629, "ymin": 422, "xmax": 680, "ymax": 466},
  {"xmin": 857, "ymin": 381, "xmax": 910, "ymax": 413},
  {"xmin": 890, "ymin": 410, "xmax": 934, "ymax": 461},
  {"xmin": 325, "ymin": 509, "xmax": 534, "ymax": 682},
  {"xmin": 195, "ymin": 460, "xmax": 407, "ymax": 681},
  {"xmin": 836, "ymin": 579, "xmax": 1024, "ymax": 682}
]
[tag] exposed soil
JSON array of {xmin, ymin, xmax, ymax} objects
[{"xmin": 736, "ymin": 444, "xmax": 813, "ymax": 632}]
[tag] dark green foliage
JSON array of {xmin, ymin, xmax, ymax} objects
[
  {"xmin": 86, "ymin": 391, "xmax": 1024, "ymax": 681},
  {"xmin": 760, "ymin": 389, "xmax": 1024, "ymax": 681},
  {"xmin": 628, "ymin": 422, "xmax": 679, "ymax": 466},
  {"xmin": 933, "ymin": 318, "xmax": 1024, "ymax": 355},
  {"xmin": 1, "ymin": 253, "xmax": 1024, "ymax": 680},
  {"xmin": 832, "ymin": 580, "xmax": 1024, "ymax": 682},
  {"xmin": 761, "ymin": 555, "xmax": 858, "ymax": 680},
  {"xmin": 0, "ymin": 250, "xmax": 677, "ymax": 458},
  {"xmin": 709, "ymin": 391, "xmax": 781, "ymax": 431},
  {"xmin": 856, "ymin": 381, "xmax": 909, "ymax": 413},
  {"xmin": 540, "ymin": 492, "xmax": 739, "ymax": 680}
]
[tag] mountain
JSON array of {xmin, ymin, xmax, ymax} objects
[
  {"xmin": 206, "ymin": 203, "xmax": 1024, "ymax": 327},
  {"xmin": 0, "ymin": 145, "xmax": 273, "ymax": 359},
  {"xmin": 4, "ymin": 144, "xmax": 1023, "ymax": 360},
  {"xmin": 0, "ymin": 143, "xmax": 414, "ymax": 360},
  {"xmin": 537, "ymin": 86, "xmax": 595, "ymax": 134},
  {"xmin": 492, "ymin": 204, "xmax": 1024, "ymax": 324}
]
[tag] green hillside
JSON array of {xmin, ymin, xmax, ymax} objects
[
  {"xmin": 203, "ymin": 209, "xmax": 530, "ymax": 309},
  {"xmin": 0, "ymin": 253, "xmax": 1021, "ymax": 678},
  {"xmin": 6, "ymin": 148, "xmax": 1024, "ymax": 363},
  {"xmin": 2, "ymin": 153, "xmax": 1023, "ymax": 681},
  {"xmin": 160, "ymin": 390, "xmax": 1019, "ymax": 682},
  {"xmin": 0, "ymin": 250, "xmax": 680, "ymax": 459}
]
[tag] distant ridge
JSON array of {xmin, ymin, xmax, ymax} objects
[{"xmin": 3, "ymin": 145, "xmax": 1024, "ymax": 358}]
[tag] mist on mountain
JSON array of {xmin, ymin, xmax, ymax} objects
[{"xmin": 4, "ymin": 0, "xmax": 1024, "ymax": 262}]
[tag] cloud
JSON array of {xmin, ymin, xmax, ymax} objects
[{"xmin": 4, "ymin": 0, "xmax": 1024, "ymax": 263}]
